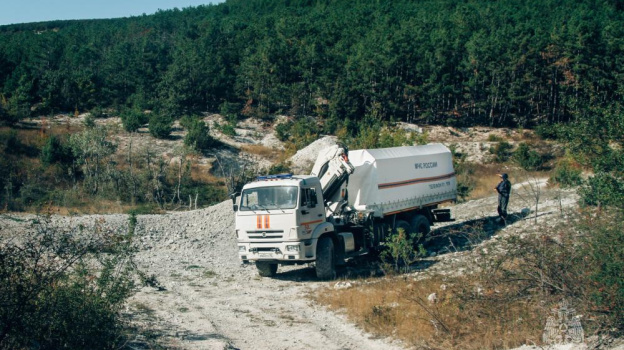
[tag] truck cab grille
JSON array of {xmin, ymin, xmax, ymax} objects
[{"xmin": 247, "ymin": 230, "xmax": 284, "ymax": 239}]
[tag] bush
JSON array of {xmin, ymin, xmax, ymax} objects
[
  {"xmin": 551, "ymin": 157, "xmax": 583, "ymax": 188},
  {"xmin": 89, "ymin": 106, "xmax": 107, "ymax": 119},
  {"xmin": 466, "ymin": 211, "xmax": 624, "ymax": 337},
  {"xmin": 219, "ymin": 101, "xmax": 241, "ymax": 124},
  {"xmin": 580, "ymin": 173, "xmax": 624, "ymax": 208},
  {"xmin": 535, "ymin": 123, "xmax": 562, "ymax": 140},
  {"xmin": 120, "ymin": 109, "xmax": 148, "ymax": 132},
  {"xmin": 449, "ymin": 144, "xmax": 474, "ymax": 201},
  {"xmin": 40, "ymin": 135, "xmax": 74, "ymax": 166},
  {"xmin": 82, "ymin": 114, "xmax": 96, "ymax": 129},
  {"xmin": 0, "ymin": 216, "xmax": 138, "ymax": 349},
  {"xmin": 184, "ymin": 118, "xmax": 216, "ymax": 151},
  {"xmin": 580, "ymin": 211, "xmax": 624, "ymax": 331},
  {"xmin": 490, "ymin": 141, "xmax": 513, "ymax": 162},
  {"xmin": 380, "ymin": 227, "xmax": 425, "ymax": 274},
  {"xmin": 487, "ymin": 134, "xmax": 504, "ymax": 142},
  {"xmin": 217, "ymin": 122, "xmax": 237, "ymax": 137},
  {"xmin": 274, "ymin": 117, "xmax": 320, "ymax": 150},
  {"xmin": 267, "ymin": 161, "xmax": 292, "ymax": 175},
  {"xmin": 513, "ymin": 142, "xmax": 544, "ymax": 170},
  {"xmin": 148, "ymin": 113, "xmax": 173, "ymax": 139},
  {"xmin": 275, "ymin": 121, "xmax": 292, "ymax": 142}
]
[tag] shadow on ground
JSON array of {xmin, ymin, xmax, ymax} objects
[
  {"xmin": 424, "ymin": 209, "xmax": 530, "ymax": 256},
  {"xmin": 271, "ymin": 209, "xmax": 531, "ymax": 282}
]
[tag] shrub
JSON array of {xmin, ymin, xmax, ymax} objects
[
  {"xmin": 89, "ymin": 106, "xmax": 107, "ymax": 119},
  {"xmin": 466, "ymin": 211, "xmax": 624, "ymax": 336},
  {"xmin": 274, "ymin": 117, "xmax": 320, "ymax": 150},
  {"xmin": 184, "ymin": 118, "xmax": 216, "ymax": 151},
  {"xmin": 380, "ymin": 227, "xmax": 425, "ymax": 274},
  {"xmin": 551, "ymin": 157, "xmax": 583, "ymax": 188},
  {"xmin": 148, "ymin": 113, "xmax": 173, "ymax": 139},
  {"xmin": 490, "ymin": 141, "xmax": 513, "ymax": 162},
  {"xmin": 82, "ymin": 114, "xmax": 96, "ymax": 129},
  {"xmin": 535, "ymin": 123, "xmax": 562, "ymax": 140},
  {"xmin": 0, "ymin": 216, "xmax": 138, "ymax": 349},
  {"xmin": 579, "ymin": 211, "xmax": 624, "ymax": 331},
  {"xmin": 579, "ymin": 173, "xmax": 624, "ymax": 208},
  {"xmin": 267, "ymin": 161, "xmax": 292, "ymax": 175},
  {"xmin": 513, "ymin": 142, "xmax": 544, "ymax": 170},
  {"xmin": 216, "ymin": 122, "xmax": 237, "ymax": 137},
  {"xmin": 487, "ymin": 133, "xmax": 504, "ymax": 142},
  {"xmin": 219, "ymin": 101, "xmax": 241, "ymax": 124},
  {"xmin": 120, "ymin": 109, "xmax": 148, "ymax": 132},
  {"xmin": 449, "ymin": 144, "xmax": 474, "ymax": 201},
  {"xmin": 275, "ymin": 121, "xmax": 292, "ymax": 142}
]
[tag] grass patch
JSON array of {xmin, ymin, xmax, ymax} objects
[
  {"xmin": 132, "ymin": 302, "xmax": 156, "ymax": 315},
  {"xmin": 241, "ymin": 144, "xmax": 282, "ymax": 160},
  {"xmin": 314, "ymin": 275, "xmax": 542, "ymax": 349},
  {"xmin": 203, "ymin": 270, "xmax": 217, "ymax": 278}
]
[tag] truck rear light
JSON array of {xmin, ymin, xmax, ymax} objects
[
  {"xmin": 286, "ymin": 245, "xmax": 300, "ymax": 252},
  {"xmin": 235, "ymin": 229, "xmax": 240, "ymax": 238}
]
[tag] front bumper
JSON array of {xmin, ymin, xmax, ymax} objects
[{"xmin": 237, "ymin": 239, "xmax": 317, "ymax": 263}]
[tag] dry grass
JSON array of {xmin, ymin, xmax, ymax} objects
[
  {"xmin": 314, "ymin": 275, "xmax": 545, "ymax": 350},
  {"xmin": 240, "ymin": 144, "xmax": 281, "ymax": 161}
]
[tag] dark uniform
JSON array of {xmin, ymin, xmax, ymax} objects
[{"xmin": 495, "ymin": 173, "xmax": 511, "ymax": 221}]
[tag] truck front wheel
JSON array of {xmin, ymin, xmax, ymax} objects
[
  {"xmin": 256, "ymin": 261, "xmax": 278, "ymax": 277},
  {"xmin": 316, "ymin": 237, "xmax": 336, "ymax": 280}
]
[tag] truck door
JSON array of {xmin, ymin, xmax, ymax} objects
[{"xmin": 299, "ymin": 186, "xmax": 325, "ymax": 235}]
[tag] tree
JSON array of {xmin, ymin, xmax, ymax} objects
[
  {"xmin": 40, "ymin": 135, "xmax": 74, "ymax": 167},
  {"xmin": 148, "ymin": 112, "xmax": 173, "ymax": 139},
  {"xmin": 183, "ymin": 117, "xmax": 215, "ymax": 151},
  {"xmin": 69, "ymin": 126, "xmax": 117, "ymax": 194},
  {"xmin": 120, "ymin": 108, "xmax": 148, "ymax": 132}
]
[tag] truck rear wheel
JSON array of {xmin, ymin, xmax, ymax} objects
[
  {"xmin": 316, "ymin": 237, "xmax": 336, "ymax": 280},
  {"xmin": 410, "ymin": 215, "xmax": 430, "ymax": 245},
  {"xmin": 410, "ymin": 215, "xmax": 431, "ymax": 235},
  {"xmin": 395, "ymin": 220, "xmax": 412, "ymax": 236},
  {"xmin": 256, "ymin": 262, "xmax": 278, "ymax": 277}
]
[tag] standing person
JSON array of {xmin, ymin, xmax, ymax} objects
[{"xmin": 495, "ymin": 173, "xmax": 511, "ymax": 223}]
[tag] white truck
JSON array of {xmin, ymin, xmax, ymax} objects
[{"xmin": 232, "ymin": 143, "xmax": 457, "ymax": 279}]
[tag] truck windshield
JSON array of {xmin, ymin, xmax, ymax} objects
[{"xmin": 240, "ymin": 186, "xmax": 298, "ymax": 211}]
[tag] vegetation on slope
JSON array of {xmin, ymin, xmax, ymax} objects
[{"xmin": 0, "ymin": 0, "xmax": 622, "ymax": 128}]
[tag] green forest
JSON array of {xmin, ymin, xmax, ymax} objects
[{"xmin": 1, "ymin": 0, "xmax": 623, "ymax": 127}]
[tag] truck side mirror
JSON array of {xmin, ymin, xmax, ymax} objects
[{"xmin": 230, "ymin": 193, "xmax": 238, "ymax": 212}]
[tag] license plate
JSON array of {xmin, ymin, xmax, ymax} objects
[{"xmin": 259, "ymin": 253, "xmax": 273, "ymax": 258}]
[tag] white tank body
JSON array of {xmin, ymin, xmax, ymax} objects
[{"xmin": 346, "ymin": 143, "xmax": 457, "ymax": 217}]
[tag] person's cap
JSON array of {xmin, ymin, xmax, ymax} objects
[{"xmin": 501, "ymin": 173, "xmax": 508, "ymax": 179}]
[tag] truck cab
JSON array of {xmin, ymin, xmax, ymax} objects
[{"xmin": 235, "ymin": 174, "xmax": 334, "ymax": 277}]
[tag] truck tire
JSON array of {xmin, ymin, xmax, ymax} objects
[
  {"xmin": 395, "ymin": 220, "xmax": 412, "ymax": 236},
  {"xmin": 410, "ymin": 215, "xmax": 430, "ymax": 246},
  {"xmin": 256, "ymin": 261, "xmax": 278, "ymax": 277},
  {"xmin": 316, "ymin": 237, "xmax": 336, "ymax": 280},
  {"xmin": 410, "ymin": 215, "xmax": 431, "ymax": 235}
]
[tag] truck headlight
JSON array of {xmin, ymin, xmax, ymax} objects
[
  {"xmin": 286, "ymin": 245, "xmax": 300, "ymax": 252},
  {"xmin": 238, "ymin": 246, "xmax": 246, "ymax": 252}
]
